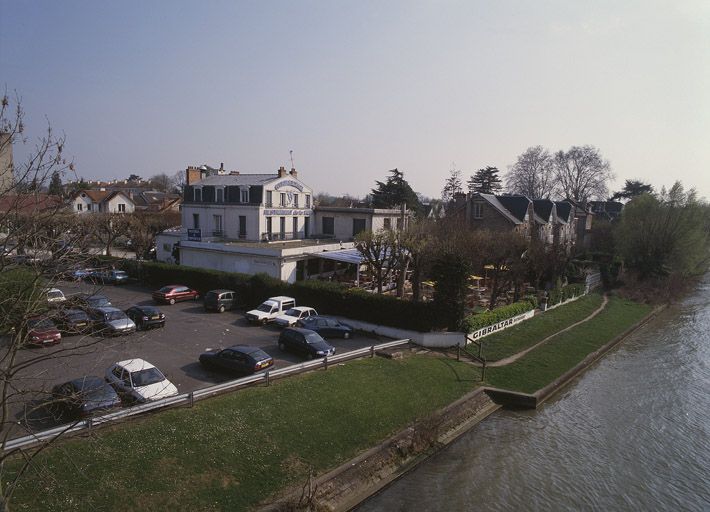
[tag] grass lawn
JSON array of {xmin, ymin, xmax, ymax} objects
[
  {"xmin": 485, "ymin": 296, "xmax": 652, "ymax": 393},
  {"xmin": 6, "ymin": 356, "xmax": 480, "ymax": 512},
  {"xmin": 468, "ymin": 293, "xmax": 604, "ymax": 362}
]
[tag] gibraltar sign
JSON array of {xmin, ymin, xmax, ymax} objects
[
  {"xmin": 264, "ymin": 209, "xmax": 313, "ymax": 216},
  {"xmin": 469, "ymin": 309, "xmax": 535, "ymax": 341},
  {"xmin": 274, "ymin": 180, "xmax": 304, "ymax": 192}
]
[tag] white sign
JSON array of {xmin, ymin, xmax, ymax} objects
[{"xmin": 468, "ymin": 309, "xmax": 535, "ymax": 341}]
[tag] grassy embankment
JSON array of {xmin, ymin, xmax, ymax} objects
[
  {"xmin": 468, "ymin": 293, "xmax": 604, "ymax": 362},
  {"xmin": 7, "ymin": 356, "xmax": 481, "ymax": 511},
  {"xmin": 486, "ymin": 295, "xmax": 652, "ymax": 393}
]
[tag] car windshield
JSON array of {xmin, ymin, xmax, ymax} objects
[
  {"xmin": 47, "ymin": 291, "xmax": 63, "ymax": 299},
  {"xmin": 88, "ymin": 296, "xmax": 110, "ymax": 307},
  {"xmin": 305, "ymin": 333, "xmax": 325, "ymax": 344},
  {"xmin": 130, "ymin": 368, "xmax": 165, "ymax": 387},
  {"xmin": 76, "ymin": 378, "xmax": 115, "ymax": 401},
  {"xmin": 68, "ymin": 311, "xmax": 89, "ymax": 321},
  {"xmin": 284, "ymin": 308, "xmax": 299, "ymax": 316},
  {"xmin": 256, "ymin": 303, "xmax": 274, "ymax": 313},
  {"xmin": 106, "ymin": 311, "xmax": 127, "ymax": 321},
  {"xmin": 205, "ymin": 292, "xmax": 218, "ymax": 300},
  {"xmin": 28, "ymin": 318, "xmax": 54, "ymax": 330},
  {"xmin": 246, "ymin": 349, "xmax": 271, "ymax": 361},
  {"xmin": 139, "ymin": 307, "xmax": 158, "ymax": 315}
]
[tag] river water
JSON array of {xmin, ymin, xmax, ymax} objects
[{"xmin": 358, "ymin": 280, "xmax": 710, "ymax": 512}]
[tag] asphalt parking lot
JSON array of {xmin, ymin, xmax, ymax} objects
[{"xmin": 10, "ymin": 279, "xmax": 391, "ymax": 433}]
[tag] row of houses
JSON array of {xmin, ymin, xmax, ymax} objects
[{"xmin": 71, "ymin": 189, "xmax": 181, "ymax": 214}]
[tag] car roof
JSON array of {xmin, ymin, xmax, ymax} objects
[
  {"xmin": 208, "ymin": 289, "xmax": 234, "ymax": 294},
  {"xmin": 303, "ymin": 315, "xmax": 334, "ymax": 321},
  {"xmin": 69, "ymin": 376, "xmax": 105, "ymax": 388},
  {"xmin": 115, "ymin": 358, "xmax": 155, "ymax": 372},
  {"xmin": 226, "ymin": 345, "xmax": 267, "ymax": 355},
  {"xmin": 131, "ymin": 304, "xmax": 158, "ymax": 310},
  {"xmin": 94, "ymin": 306, "xmax": 121, "ymax": 313},
  {"xmin": 269, "ymin": 296, "xmax": 295, "ymax": 301},
  {"xmin": 288, "ymin": 306, "xmax": 314, "ymax": 312},
  {"xmin": 64, "ymin": 308, "xmax": 88, "ymax": 315},
  {"xmin": 163, "ymin": 284, "xmax": 186, "ymax": 288},
  {"xmin": 284, "ymin": 327, "xmax": 316, "ymax": 335},
  {"xmin": 47, "ymin": 288, "xmax": 63, "ymax": 293}
]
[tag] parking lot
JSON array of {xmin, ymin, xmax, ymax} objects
[{"xmin": 10, "ymin": 279, "xmax": 391, "ymax": 433}]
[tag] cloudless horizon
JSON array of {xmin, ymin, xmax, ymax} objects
[{"xmin": 2, "ymin": 1, "xmax": 709, "ymax": 199}]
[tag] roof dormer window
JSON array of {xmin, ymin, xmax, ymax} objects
[{"xmin": 194, "ymin": 188, "xmax": 202, "ymax": 202}]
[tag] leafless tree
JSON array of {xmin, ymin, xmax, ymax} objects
[
  {"xmin": 127, "ymin": 211, "xmax": 180, "ymax": 260},
  {"xmin": 355, "ymin": 229, "xmax": 401, "ymax": 294},
  {"xmin": 149, "ymin": 173, "xmax": 172, "ymax": 193},
  {"xmin": 170, "ymin": 170, "xmax": 186, "ymax": 195},
  {"xmin": 553, "ymin": 145, "xmax": 614, "ymax": 203},
  {"xmin": 506, "ymin": 146, "xmax": 555, "ymax": 199},
  {"xmin": 79, "ymin": 213, "xmax": 131, "ymax": 257}
]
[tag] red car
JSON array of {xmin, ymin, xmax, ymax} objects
[
  {"xmin": 152, "ymin": 285, "xmax": 200, "ymax": 305},
  {"xmin": 26, "ymin": 317, "xmax": 62, "ymax": 347}
]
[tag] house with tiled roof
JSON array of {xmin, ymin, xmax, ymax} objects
[
  {"xmin": 532, "ymin": 199, "xmax": 556, "ymax": 244},
  {"xmin": 457, "ymin": 193, "xmax": 534, "ymax": 239},
  {"xmin": 71, "ymin": 189, "xmax": 135, "ymax": 214},
  {"xmin": 132, "ymin": 191, "xmax": 182, "ymax": 213}
]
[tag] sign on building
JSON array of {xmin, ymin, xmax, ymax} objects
[{"xmin": 187, "ymin": 228, "xmax": 201, "ymax": 241}]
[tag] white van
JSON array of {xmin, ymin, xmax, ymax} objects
[{"xmin": 245, "ymin": 296, "xmax": 296, "ymax": 325}]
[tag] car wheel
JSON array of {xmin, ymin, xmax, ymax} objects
[
  {"xmin": 262, "ymin": 319, "xmax": 267, "ymax": 326},
  {"xmin": 218, "ymin": 305, "xmax": 225, "ymax": 313},
  {"xmin": 278, "ymin": 342, "xmax": 285, "ymax": 351},
  {"xmin": 343, "ymin": 332, "xmax": 350, "ymax": 339},
  {"xmin": 169, "ymin": 298, "xmax": 176, "ymax": 305}
]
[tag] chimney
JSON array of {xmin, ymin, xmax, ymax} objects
[
  {"xmin": 186, "ymin": 166, "xmax": 203, "ymax": 186},
  {"xmin": 278, "ymin": 166, "xmax": 287, "ymax": 178},
  {"xmin": 289, "ymin": 168, "xmax": 298, "ymax": 178},
  {"xmin": 219, "ymin": 162, "xmax": 224, "ymax": 172}
]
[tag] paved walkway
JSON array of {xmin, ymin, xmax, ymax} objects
[{"xmin": 484, "ymin": 294, "xmax": 609, "ymax": 367}]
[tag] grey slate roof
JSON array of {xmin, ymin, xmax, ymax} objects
[
  {"xmin": 495, "ymin": 195, "xmax": 531, "ymax": 223},
  {"xmin": 533, "ymin": 199, "xmax": 555, "ymax": 223},
  {"xmin": 478, "ymin": 193, "xmax": 524, "ymax": 224},
  {"xmin": 554, "ymin": 201, "xmax": 572, "ymax": 223},
  {"xmin": 195, "ymin": 174, "xmax": 278, "ymax": 187}
]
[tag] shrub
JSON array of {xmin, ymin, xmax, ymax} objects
[
  {"xmin": 461, "ymin": 300, "xmax": 535, "ymax": 333},
  {"xmin": 547, "ymin": 283, "xmax": 586, "ymax": 306}
]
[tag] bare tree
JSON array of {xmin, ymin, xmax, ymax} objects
[
  {"xmin": 399, "ymin": 220, "xmax": 435, "ymax": 301},
  {"xmin": 149, "ymin": 173, "xmax": 172, "ymax": 193},
  {"xmin": 506, "ymin": 146, "xmax": 555, "ymax": 199},
  {"xmin": 80, "ymin": 212, "xmax": 131, "ymax": 257},
  {"xmin": 355, "ymin": 229, "xmax": 400, "ymax": 294},
  {"xmin": 127, "ymin": 211, "xmax": 180, "ymax": 260},
  {"xmin": 553, "ymin": 145, "xmax": 614, "ymax": 202}
]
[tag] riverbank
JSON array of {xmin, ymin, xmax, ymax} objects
[{"xmin": 6, "ymin": 295, "xmax": 655, "ymax": 511}]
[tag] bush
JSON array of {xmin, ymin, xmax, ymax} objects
[
  {"xmin": 461, "ymin": 300, "xmax": 535, "ymax": 333},
  {"xmin": 547, "ymin": 283, "xmax": 586, "ymax": 306},
  {"xmin": 112, "ymin": 260, "xmax": 443, "ymax": 332}
]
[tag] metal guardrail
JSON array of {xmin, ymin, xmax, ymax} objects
[{"xmin": 3, "ymin": 338, "xmax": 410, "ymax": 452}]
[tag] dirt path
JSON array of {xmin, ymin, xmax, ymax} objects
[{"xmin": 485, "ymin": 294, "xmax": 610, "ymax": 367}]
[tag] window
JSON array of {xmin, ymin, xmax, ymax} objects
[
  {"xmin": 294, "ymin": 194, "xmax": 299, "ymax": 207},
  {"xmin": 239, "ymin": 215, "xmax": 247, "ymax": 239},
  {"xmin": 266, "ymin": 217, "xmax": 272, "ymax": 237},
  {"xmin": 240, "ymin": 188, "xmax": 249, "ymax": 203},
  {"xmin": 293, "ymin": 217, "xmax": 298, "ymax": 236},
  {"xmin": 383, "ymin": 218, "xmax": 391, "ymax": 229},
  {"xmin": 77, "ymin": 203, "xmax": 83, "ymax": 212},
  {"xmin": 280, "ymin": 193, "xmax": 286, "ymax": 206},
  {"xmin": 305, "ymin": 194, "xmax": 311, "ymax": 208},
  {"xmin": 322, "ymin": 217, "xmax": 334, "ymax": 235},
  {"xmin": 266, "ymin": 190, "xmax": 273, "ymax": 207},
  {"xmin": 194, "ymin": 188, "xmax": 202, "ymax": 202},
  {"xmin": 213, "ymin": 215, "xmax": 223, "ymax": 234},
  {"xmin": 86, "ymin": 203, "xmax": 92, "ymax": 212},
  {"xmin": 352, "ymin": 218, "xmax": 366, "ymax": 237},
  {"xmin": 304, "ymin": 217, "xmax": 310, "ymax": 238},
  {"xmin": 473, "ymin": 202, "xmax": 483, "ymax": 219},
  {"xmin": 280, "ymin": 216, "xmax": 286, "ymax": 236},
  {"xmin": 118, "ymin": 203, "xmax": 126, "ymax": 213},
  {"xmin": 193, "ymin": 213, "xmax": 200, "ymax": 229},
  {"xmin": 216, "ymin": 188, "xmax": 224, "ymax": 202}
]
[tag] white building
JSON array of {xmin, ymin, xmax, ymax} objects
[
  {"xmin": 71, "ymin": 190, "xmax": 135, "ymax": 214},
  {"xmin": 156, "ymin": 165, "xmax": 410, "ymax": 283}
]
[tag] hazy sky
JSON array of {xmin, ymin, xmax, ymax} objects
[{"xmin": 2, "ymin": 1, "xmax": 709, "ymax": 199}]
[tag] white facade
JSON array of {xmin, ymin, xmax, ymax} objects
[
  {"xmin": 72, "ymin": 190, "xmax": 135, "ymax": 214},
  {"xmin": 314, "ymin": 207, "xmax": 407, "ymax": 241}
]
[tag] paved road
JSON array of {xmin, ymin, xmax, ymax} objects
[{"xmin": 9, "ymin": 279, "xmax": 391, "ymax": 434}]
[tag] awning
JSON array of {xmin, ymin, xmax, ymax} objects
[{"xmin": 316, "ymin": 248, "xmax": 364, "ymax": 265}]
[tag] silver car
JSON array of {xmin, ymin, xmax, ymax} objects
[{"xmin": 87, "ymin": 307, "xmax": 136, "ymax": 336}]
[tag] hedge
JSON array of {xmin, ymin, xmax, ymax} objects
[
  {"xmin": 461, "ymin": 299, "xmax": 536, "ymax": 333},
  {"xmin": 547, "ymin": 283, "xmax": 586, "ymax": 306},
  {"xmin": 109, "ymin": 260, "xmax": 444, "ymax": 332}
]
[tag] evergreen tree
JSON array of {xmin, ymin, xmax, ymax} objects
[
  {"xmin": 48, "ymin": 171, "xmax": 63, "ymax": 196},
  {"xmin": 609, "ymin": 179, "xmax": 653, "ymax": 202},
  {"xmin": 370, "ymin": 168, "xmax": 422, "ymax": 213},
  {"xmin": 441, "ymin": 168, "xmax": 463, "ymax": 203},
  {"xmin": 468, "ymin": 166, "xmax": 502, "ymax": 194}
]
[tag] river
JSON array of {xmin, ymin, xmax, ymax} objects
[{"xmin": 358, "ymin": 280, "xmax": 710, "ymax": 512}]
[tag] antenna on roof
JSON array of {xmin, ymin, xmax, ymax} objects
[{"xmin": 289, "ymin": 150, "xmax": 295, "ymax": 171}]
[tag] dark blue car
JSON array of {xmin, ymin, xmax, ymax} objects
[
  {"xmin": 51, "ymin": 376, "xmax": 122, "ymax": 418},
  {"xmin": 297, "ymin": 316, "xmax": 354, "ymax": 339}
]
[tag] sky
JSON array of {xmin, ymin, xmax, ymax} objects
[{"xmin": 1, "ymin": 0, "xmax": 709, "ymax": 200}]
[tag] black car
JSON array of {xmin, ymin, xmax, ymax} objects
[
  {"xmin": 53, "ymin": 308, "xmax": 92, "ymax": 335},
  {"xmin": 87, "ymin": 269, "xmax": 129, "ymax": 285},
  {"xmin": 278, "ymin": 327, "xmax": 336, "ymax": 360},
  {"xmin": 199, "ymin": 345, "xmax": 274, "ymax": 375},
  {"xmin": 51, "ymin": 376, "xmax": 122, "ymax": 418},
  {"xmin": 298, "ymin": 316, "xmax": 354, "ymax": 339},
  {"xmin": 204, "ymin": 289, "xmax": 238, "ymax": 313},
  {"xmin": 125, "ymin": 305, "xmax": 165, "ymax": 330},
  {"xmin": 69, "ymin": 293, "xmax": 112, "ymax": 310}
]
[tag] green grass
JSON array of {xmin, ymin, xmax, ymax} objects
[
  {"xmin": 468, "ymin": 294, "xmax": 604, "ymax": 362},
  {"xmin": 486, "ymin": 296, "xmax": 652, "ymax": 393},
  {"xmin": 6, "ymin": 356, "xmax": 480, "ymax": 512}
]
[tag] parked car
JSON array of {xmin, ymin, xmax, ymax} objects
[
  {"xmin": 274, "ymin": 306, "xmax": 318, "ymax": 328},
  {"xmin": 54, "ymin": 308, "xmax": 92, "ymax": 335},
  {"xmin": 125, "ymin": 305, "xmax": 165, "ymax": 330},
  {"xmin": 152, "ymin": 285, "xmax": 200, "ymax": 305},
  {"xmin": 199, "ymin": 345, "xmax": 274, "ymax": 376},
  {"xmin": 46, "ymin": 287, "xmax": 66, "ymax": 305},
  {"xmin": 278, "ymin": 327, "xmax": 335, "ymax": 359},
  {"xmin": 245, "ymin": 296, "xmax": 296, "ymax": 325},
  {"xmin": 87, "ymin": 307, "xmax": 136, "ymax": 336},
  {"xmin": 51, "ymin": 376, "xmax": 122, "ymax": 418},
  {"xmin": 203, "ymin": 289, "xmax": 238, "ymax": 313},
  {"xmin": 105, "ymin": 359, "xmax": 178, "ymax": 403},
  {"xmin": 87, "ymin": 269, "xmax": 129, "ymax": 285},
  {"xmin": 298, "ymin": 316, "xmax": 355, "ymax": 339},
  {"xmin": 26, "ymin": 317, "xmax": 62, "ymax": 347},
  {"xmin": 64, "ymin": 267, "xmax": 98, "ymax": 281},
  {"xmin": 69, "ymin": 293, "xmax": 112, "ymax": 310}
]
